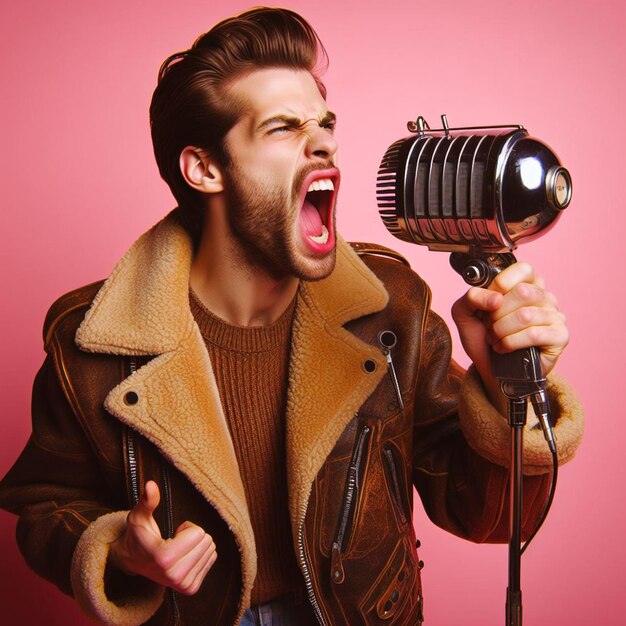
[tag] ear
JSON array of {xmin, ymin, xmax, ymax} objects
[{"xmin": 179, "ymin": 146, "xmax": 224, "ymax": 193}]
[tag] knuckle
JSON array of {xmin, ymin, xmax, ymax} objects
[
  {"xmin": 180, "ymin": 572, "xmax": 203, "ymax": 596},
  {"xmin": 546, "ymin": 291, "xmax": 558, "ymax": 308},
  {"xmin": 167, "ymin": 569, "xmax": 185, "ymax": 588},
  {"xmin": 527, "ymin": 327, "xmax": 543, "ymax": 344},
  {"xmin": 513, "ymin": 282, "xmax": 533, "ymax": 301},
  {"xmin": 516, "ymin": 307, "xmax": 534, "ymax": 325},
  {"xmin": 154, "ymin": 549, "xmax": 174, "ymax": 571},
  {"xmin": 562, "ymin": 329, "xmax": 571, "ymax": 347},
  {"xmin": 451, "ymin": 298, "xmax": 463, "ymax": 320},
  {"xmin": 498, "ymin": 337, "xmax": 513, "ymax": 352},
  {"xmin": 187, "ymin": 527, "xmax": 204, "ymax": 543},
  {"xmin": 187, "ymin": 582, "xmax": 201, "ymax": 596}
]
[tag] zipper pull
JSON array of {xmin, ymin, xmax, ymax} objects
[
  {"xmin": 331, "ymin": 541, "xmax": 345, "ymax": 584},
  {"xmin": 377, "ymin": 330, "xmax": 404, "ymax": 411}
]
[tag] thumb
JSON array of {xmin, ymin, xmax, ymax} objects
[
  {"xmin": 133, "ymin": 480, "xmax": 161, "ymax": 523},
  {"xmin": 456, "ymin": 287, "xmax": 502, "ymax": 319}
]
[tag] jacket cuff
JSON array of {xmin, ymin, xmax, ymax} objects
[
  {"xmin": 71, "ymin": 510, "xmax": 165, "ymax": 625},
  {"xmin": 458, "ymin": 366, "xmax": 584, "ymax": 475}
]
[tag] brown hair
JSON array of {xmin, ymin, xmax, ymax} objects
[{"xmin": 149, "ymin": 7, "xmax": 328, "ymax": 237}]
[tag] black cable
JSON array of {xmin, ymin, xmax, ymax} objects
[{"xmin": 521, "ymin": 444, "xmax": 558, "ymax": 555}]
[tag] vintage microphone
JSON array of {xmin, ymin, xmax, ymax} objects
[{"xmin": 376, "ymin": 115, "xmax": 572, "ymax": 626}]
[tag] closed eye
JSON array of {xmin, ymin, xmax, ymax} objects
[{"xmin": 267, "ymin": 125, "xmax": 295, "ymax": 136}]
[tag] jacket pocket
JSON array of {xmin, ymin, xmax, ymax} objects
[
  {"xmin": 330, "ymin": 421, "xmax": 372, "ymax": 584},
  {"xmin": 382, "ymin": 443, "xmax": 408, "ymax": 526}
]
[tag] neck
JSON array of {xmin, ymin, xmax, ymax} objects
[{"xmin": 189, "ymin": 199, "xmax": 298, "ymax": 327}]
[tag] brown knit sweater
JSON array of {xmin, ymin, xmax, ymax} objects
[{"xmin": 189, "ymin": 289, "xmax": 303, "ymax": 605}]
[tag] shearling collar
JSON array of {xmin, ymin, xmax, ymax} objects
[
  {"xmin": 75, "ymin": 210, "xmax": 390, "ymax": 613},
  {"xmin": 76, "ymin": 210, "xmax": 388, "ymax": 355}
]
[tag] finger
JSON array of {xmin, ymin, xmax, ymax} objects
[
  {"xmin": 177, "ymin": 542, "xmax": 218, "ymax": 596},
  {"xmin": 490, "ymin": 283, "xmax": 558, "ymax": 322},
  {"xmin": 156, "ymin": 525, "xmax": 212, "ymax": 572},
  {"xmin": 170, "ymin": 523, "xmax": 211, "ymax": 554},
  {"xmin": 190, "ymin": 547, "xmax": 219, "ymax": 595},
  {"xmin": 175, "ymin": 520, "xmax": 195, "ymax": 534},
  {"xmin": 487, "ymin": 307, "xmax": 566, "ymax": 345},
  {"xmin": 489, "ymin": 262, "xmax": 536, "ymax": 294},
  {"xmin": 491, "ymin": 322, "xmax": 570, "ymax": 356},
  {"xmin": 452, "ymin": 287, "xmax": 502, "ymax": 323},
  {"xmin": 162, "ymin": 533, "xmax": 215, "ymax": 593}
]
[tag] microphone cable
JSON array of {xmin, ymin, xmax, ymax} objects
[{"xmin": 520, "ymin": 396, "xmax": 558, "ymax": 555}]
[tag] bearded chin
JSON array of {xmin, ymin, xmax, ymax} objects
[
  {"xmin": 224, "ymin": 164, "xmax": 337, "ymax": 282},
  {"xmin": 224, "ymin": 172, "xmax": 293, "ymax": 279}
]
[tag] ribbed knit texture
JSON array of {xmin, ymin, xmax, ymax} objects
[{"xmin": 189, "ymin": 289, "xmax": 303, "ymax": 605}]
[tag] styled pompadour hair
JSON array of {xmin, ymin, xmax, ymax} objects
[{"xmin": 149, "ymin": 7, "xmax": 328, "ymax": 237}]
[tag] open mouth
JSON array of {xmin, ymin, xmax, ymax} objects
[{"xmin": 299, "ymin": 168, "xmax": 340, "ymax": 251}]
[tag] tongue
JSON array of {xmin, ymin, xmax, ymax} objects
[{"xmin": 300, "ymin": 198, "xmax": 324, "ymax": 237}]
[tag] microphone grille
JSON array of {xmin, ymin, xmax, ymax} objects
[{"xmin": 376, "ymin": 139, "xmax": 413, "ymax": 243}]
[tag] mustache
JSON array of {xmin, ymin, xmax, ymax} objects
[{"xmin": 293, "ymin": 161, "xmax": 338, "ymax": 197}]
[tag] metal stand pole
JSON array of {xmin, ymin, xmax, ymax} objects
[
  {"xmin": 506, "ymin": 398, "xmax": 527, "ymax": 626},
  {"xmin": 450, "ymin": 251, "xmax": 551, "ymax": 626}
]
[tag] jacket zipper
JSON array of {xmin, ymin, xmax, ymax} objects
[
  {"xmin": 330, "ymin": 423, "xmax": 372, "ymax": 585},
  {"xmin": 298, "ymin": 520, "xmax": 326, "ymax": 625},
  {"xmin": 296, "ymin": 418, "xmax": 371, "ymax": 626},
  {"xmin": 382, "ymin": 445, "xmax": 407, "ymax": 525},
  {"xmin": 126, "ymin": 357, "xmax": 140, "ymax": 506},
  {"xmin": 161, "ymin": 459, "xmax": 181, "ymax": 625},
  {"xmin": 377, "ymin": 330, "xmax": 404, "ymax": 410},
  {"xmin": 126, "ymin": 357, "xmax": 180, "ymax": 624}
]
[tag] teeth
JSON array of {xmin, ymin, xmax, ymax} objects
[
  {"xmin": 307, "ymin": 178, "xmax": 334, "ymax": 193},
  {"xmin": 309, "ymin": 225, "xmax": 329, "ymax": 244}
]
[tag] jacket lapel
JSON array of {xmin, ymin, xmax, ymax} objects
[
  {"xmin": 75, "ymin": 212, "xmax": 255, "ymax": 599},
  {"xmin": 285, "ymin": 236, "xmax": 389, "ymax": 537}
]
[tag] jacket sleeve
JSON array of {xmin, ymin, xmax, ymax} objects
[
  {"xmin": 0, "ymin": 353, "xmax": 164, "ymax": 625},
  {"xmin": 411, "ymin": 308, "xmax": 584, "ymax": 543}
]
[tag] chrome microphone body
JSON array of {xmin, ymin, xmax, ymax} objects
[{"xmin": 376, "ymin": 116, "xmax": 571, "ymax": 254}]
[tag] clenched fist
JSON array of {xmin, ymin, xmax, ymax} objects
[
  {"xmin": 109, "ymin": 481, "xmax": 217, "ymax": 595},
  {"xmin": 451, "ymin": 261, "xmax": 569, "ymax": 410}
]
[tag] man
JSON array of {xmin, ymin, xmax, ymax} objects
[{"xmin": 0, "ymin": 7, "xmax": 583, "ymax": 626}]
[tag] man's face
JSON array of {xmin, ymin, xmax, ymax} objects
[{"xmin": 221, "ymin": 68, "xmax": 340, "ymax": 281}]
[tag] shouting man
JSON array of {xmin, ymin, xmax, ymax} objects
[{"xmin": 0, "ymin": 7, "xmax": 583, "ymax": 626}]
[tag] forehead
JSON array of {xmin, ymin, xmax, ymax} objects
[{"xmin": 226, "ymin": 68, "xmax": 328, "ymax": 126}]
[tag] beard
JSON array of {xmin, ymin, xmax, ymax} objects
[{"xmin": 223, "ymin": 161, "xmax": 337, "ymax": 282}]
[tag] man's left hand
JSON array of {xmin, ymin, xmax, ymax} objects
[{"xmin": 451, "ymin": 261, "xmax": 569, "ymax": 408}]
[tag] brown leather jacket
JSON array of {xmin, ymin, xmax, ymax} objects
[{"xmin": 0, "ymin": 213, "xmax": 584, "ymax": 626}]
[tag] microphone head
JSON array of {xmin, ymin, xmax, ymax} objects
[{"xmin": 376, "ymin": 118, "xmax": 572, "ymax": 253}]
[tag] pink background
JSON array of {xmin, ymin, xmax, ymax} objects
[{"xmin": 1, "ymin": 0, "xmax": 623, "ymax": 624}]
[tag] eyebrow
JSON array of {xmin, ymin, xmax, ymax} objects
[{"xmin": 256, "ymin": 110, "xmax": 337, "ymax": 132}]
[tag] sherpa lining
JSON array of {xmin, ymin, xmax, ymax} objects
[
  {"xmin": 459, "ymin": 366, "xmax": 584, "ymax": 475},
  {"xmin": 71, "ymin": 510, "xmax": 164, "ymax": 625}
]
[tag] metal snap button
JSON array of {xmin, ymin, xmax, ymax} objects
[
  {"xmin": 124, "ymin": 391, "xmax": 139, "ymax": 406},
  {"xmin": 363, "ymin": 359, "xmax": 377, "ymax": 373}
]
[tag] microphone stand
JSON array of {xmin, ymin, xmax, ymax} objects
[{"xmin": 450, "ymin": 252, "xmax": 551, "ymax": 626}]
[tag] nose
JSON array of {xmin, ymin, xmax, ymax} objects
[{"xmin": 305, "ymin": 125, "xmax": 338, "ymax": 161}]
